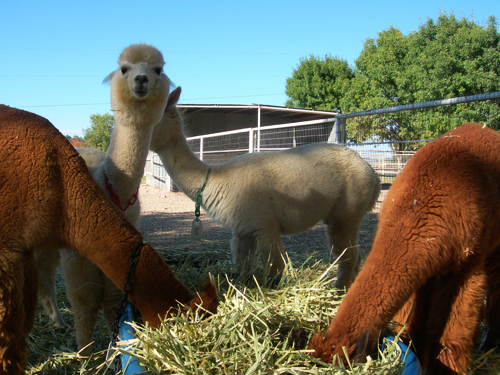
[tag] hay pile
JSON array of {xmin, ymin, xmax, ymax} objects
[
  {"xmin": 27, "ymin": 250, "xmax": 500, "ymax": 374},
  {"xmin": 115, "ymin": 258, "xmax": 407, "ymax": 375}
]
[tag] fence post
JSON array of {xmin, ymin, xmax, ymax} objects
[
  {"xmin": 327, "ymin": 117, "xmax": 341, "ymax": 144},
  {"xmin": 152, "ymin": 152, "xmax": 156, "ymax": 181},
  {"xmin": 257, "ymin": 106, "xmax": 261, "ymax": 152},
  {"xmin": 199, "ymin": 138, "xmax": 204, "ymax": 161},
  {"xmin": 341, "ymin": 118, "xmax": 346, "ymax": 144},
  {"xmin": 249, "ymin": 129, "xmax": 254, "ymax": 153},
  {"xmin": 326, "ymin": 117, "xmax": 346, "ymax": 144}
]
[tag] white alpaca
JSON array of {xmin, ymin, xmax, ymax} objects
[
  {"xmin": 36, "ymin": 43, "xmax": 171, "ymax": 354},
  {"xmin": 77, "ymin": 147, "xmax": 106, "ymax": 169},
  {"xmin": 150, "ymin": 87, "xmax": 381, "ymax": 289}
]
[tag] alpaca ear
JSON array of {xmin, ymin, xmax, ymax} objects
[
  {"xmin": 166, "ymin": 86, "xmax": 182, "ymax": 110},
  {"xmin": 102, "ymin": 71, "xmax": 116, "ymax": 85},
  {"xmin": 164, "ymin": 74, "xmax": 175, "ymax": 89}
]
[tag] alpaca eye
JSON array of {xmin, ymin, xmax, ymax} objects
[
  {"xmin": 154, "ymin": 68, "xmax": 162, "ymax": 75},
  {"xmin": 121, "ymin": 67, "xmax": 128, "ymax": 74}
]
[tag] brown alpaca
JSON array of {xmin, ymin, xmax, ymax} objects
[
  {"xmin": 0, "ymin": 105, "xmax": 217, "ymax": 375},
  {"xmin": 308, "ymin": 123, "xmax": 500, "ymax": 374}
]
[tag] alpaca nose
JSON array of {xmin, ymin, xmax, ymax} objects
[{"xmin": 134, "ymin": 74, "xmax": 149, "ymax": 85}]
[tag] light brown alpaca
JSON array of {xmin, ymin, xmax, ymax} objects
[
  {"xmin": 150, "ymin": 87, "xmax": 381, "ymax": 288},
  {"xmin": 36, "ymin": 44, "xmax": 173, "ymax": 354},
  {"xmin": 308, "ymin": 123, "xmax": 500, "ymax": 374},
  {"xmin": 0, "ymin": 105, "xmax": 217, "ymax": 375}
]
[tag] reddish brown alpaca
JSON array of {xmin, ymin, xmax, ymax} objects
[
  {"xmin": 0, "ymin": 105, "xmax": 217, "ymax": 375},
  {"xmin": 309, "ymin": 123, "xmax": 500, "ymax": 374}
]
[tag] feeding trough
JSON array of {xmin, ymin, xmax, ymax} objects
[
  {"xmin": 383, "ymin": 335, "xmax": 423, "ymax": 375},
  {"xmin": 119, "ymin": 303, "xmax": 145, "ymax": 375}
]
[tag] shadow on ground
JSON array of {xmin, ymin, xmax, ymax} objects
[{"xmin": 137, "ymin": 210, "xmax": 379, "ymax": 269}]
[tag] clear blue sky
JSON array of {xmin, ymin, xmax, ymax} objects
[{"xmin": 1, "ymin": 0, "xmax": 498, "ymax": 137}]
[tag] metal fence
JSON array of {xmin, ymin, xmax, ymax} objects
[
  {"xmin": 330, "ymin": 91, "xmax": 500, "ymax": 210},
  {"xmin": 146, "ymin": 91, "xmax": 500, "ymax": 198}
]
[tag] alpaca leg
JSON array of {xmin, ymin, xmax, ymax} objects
[
  {"xmin": 35, "ymin": 249, "xmax": 64, "ymax": 327},
  {"xmin": 0, "ymin": 250, "xmax": 33, "ymax": 375},
  {"xmin": 423, "ymin": 268, "xmax": 485, "ymax": 374},
  {"xmin": 391, "ymin": 283, "xmax": 433, "ymax": 364},
  {"xmin": 392, "ymin": 294, "xmax": 417, "ymax": 337},
  {"xmin": 325, "ymin": 220, "xmax": 361, "ymax": 290},
  {"xmin": 483, "ymin": 246, "xmax": 500, "ymax": 350},
  {"xmin": 60, "ymin": 249, "xmax": 103, "ymax": 355},
  {"xmin": 22, "ymin": 251, "xmax": 39, "ymax": 337},
  {"xmin": 102, "ymin": 277, "xmax": 123, "ymax": 338},
  {"xmin": 255, "ymin": 232, "xmax": 285, "ymax": 276},
  {"xmin": 230, "ymin": 233, "xmax": 258, "ymax": 272}
]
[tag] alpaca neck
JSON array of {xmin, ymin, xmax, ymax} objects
[
  {"xmin": 102, "ymin": 121, "xmax": 153, "ymax": 200},
  {"xmin": 154, "ymin": 111, "xmax": 210, "ymax": 201}
]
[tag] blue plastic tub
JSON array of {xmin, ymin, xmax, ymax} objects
[
  {"xmin": 383, "ymin": 335, "xmax": 423, "ymax": 375},
  {"xmin": 119, "ymin": 303, "xmax": 146, "ymax": 374}
]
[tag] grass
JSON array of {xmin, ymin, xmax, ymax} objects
[{"xmin": 26, "ymin": 246, "xmax": 500, "ymax": 374}]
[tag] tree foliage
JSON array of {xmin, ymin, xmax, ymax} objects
[
  {"xmin": 83, "ymin": 113, "xmax": 114, "ymax": 151},
  {"xmin": 285, "ymin": 55, "xmax": 353, "ymax": 111},
  {"xmin": 285, "ymin": 12, "xmax": 500, "ymax": 144}
]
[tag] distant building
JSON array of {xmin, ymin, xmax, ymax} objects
[{"xmin": 178, "ymin": 103, "xmax": 337, "ymax": 136}]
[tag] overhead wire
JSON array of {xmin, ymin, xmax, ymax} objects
[{"xmin": 18, "ymin": 94, "xmax": 285, "ymax": 108}]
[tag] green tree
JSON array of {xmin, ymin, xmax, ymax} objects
[
  {"xmin": 83, "ymin": 113, "xmax": 114, "ymax": 151},
  {"xmin": 344, "ymin": 12, "xmax": 500, "ymax": 143},
  {"xmin": 285, "ymin": 55, "xmax": 353, "ymax": 111},
  {"xmin": 285, "ymin": 12, "xmax": 500, "ymax": 145}
]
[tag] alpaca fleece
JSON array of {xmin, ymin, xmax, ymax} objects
[
  {"xmin": 309, "ymin": 123, "xmax": 500, "ymax": 374},
  {"xmin": 151, "ymin": 87, "xmax": 381, "ymax": 288},
  {"xmin": 0, "ymin": 105, "xmax": 216, "ymax": 375}
]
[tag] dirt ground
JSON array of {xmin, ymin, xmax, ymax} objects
[{"xmin": 136, "ymin": 184, "xmax": 378, "ymax": 267}]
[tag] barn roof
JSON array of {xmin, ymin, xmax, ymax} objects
[{"xmin": 177, "ymin": 104, "xmax": 338, "ymax": 123}]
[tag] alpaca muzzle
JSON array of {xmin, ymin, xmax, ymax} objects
[{"xmin": 131, "ymin": 73, "xmax": 151, "ymax": 98}]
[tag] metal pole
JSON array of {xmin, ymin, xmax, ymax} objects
[
  {"xmin": 199, "ymin": 138, "xmax": 204, "ymax": 161},
  {"xmin": 337, "ymin": 91, "xmax": 500, "ymax": 120},
  {"xmin": 341, "ymin": 118, "xmax": 346, "ymax": 144},
  {"xmin": 327, "ymin": 117, "xmax": 341, "ymax": 144},
  {"xmin": 257, "ymin": 106, "xmax": 261, "ymax": 152},
  {"xmin": 249, "ymin": 128, "xmax": 254, "ymax": 153}
]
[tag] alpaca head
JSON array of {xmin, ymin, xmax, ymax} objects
[
  {"xmin": 149, "ymin": 86, "xmax": 182, "ymax": 153},
  {"xmin": 104, "ymin": 44, "xmax": 171, "ymax": 126}
]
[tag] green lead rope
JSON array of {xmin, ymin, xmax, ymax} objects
[{"xmin": 195, "ymin": 167, "xmax": 211, "ymax": 221}]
